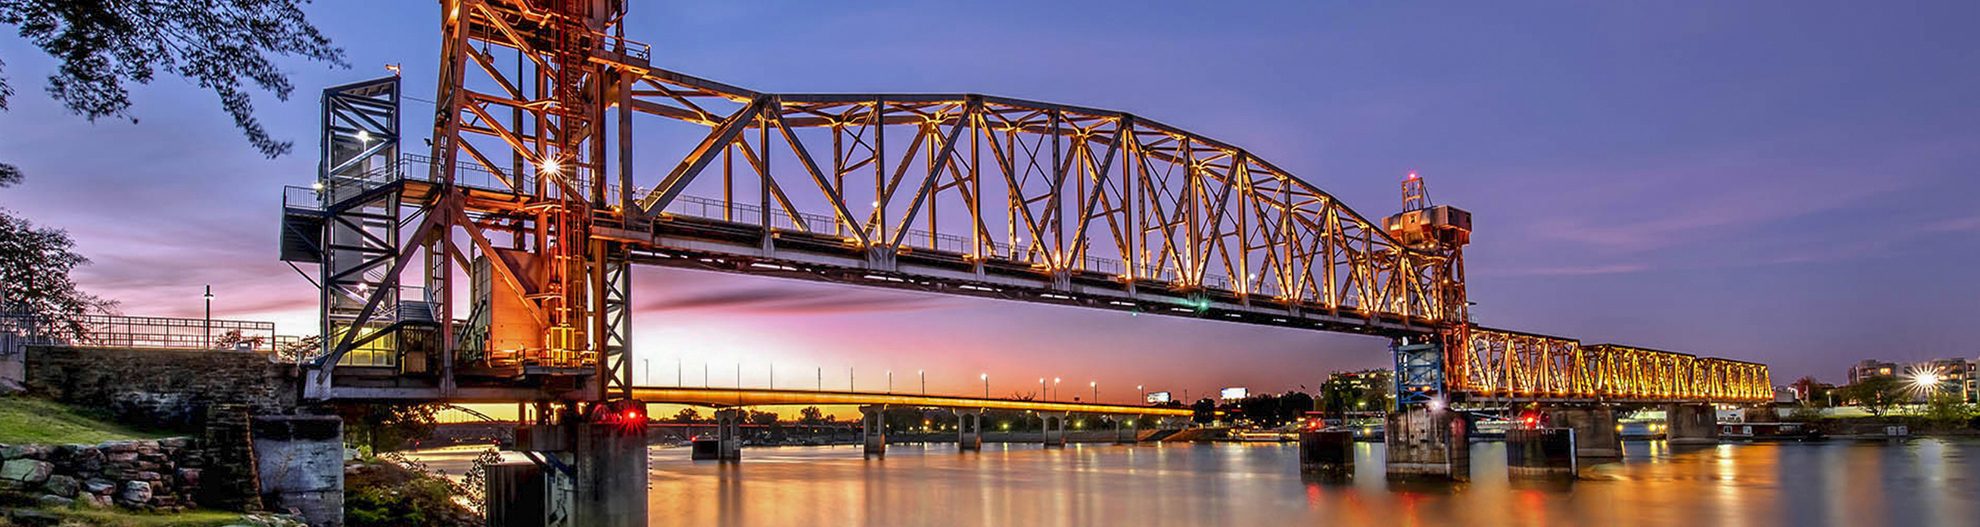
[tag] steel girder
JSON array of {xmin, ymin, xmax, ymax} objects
[{"xmin": 1459, "ymin": 327, "xmax": 1771, "ymax": 403}]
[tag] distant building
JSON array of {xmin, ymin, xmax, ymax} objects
[
  {"xmin": 1319, "ymin": 370, "xmax": 1392, "ymax": 414},
  {"xmin": 1847, "ymin": 359, "xmax": 1897, "ymax": 385}
]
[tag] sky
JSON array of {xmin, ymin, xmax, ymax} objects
[{"xmin": 1, "ymin": 0, "xmax": 1976, "ymax": 398}]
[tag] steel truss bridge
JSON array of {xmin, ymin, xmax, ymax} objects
[{"xmin": 280, "ymin": 0, "xmax": 1769, "ymax": 408}]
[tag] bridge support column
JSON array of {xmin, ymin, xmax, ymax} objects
[
  {"xmin": 572, "ymin": 401, "xmax": 650, "ymax": 527},
  {"xmin": 956, "ymin": 409, "xmax": 983, "ymax": 451},
  {"xmin": 1665, "ymin": 403, "xmax": 1720, "ymax": 445},
  {"xmin": 1042, "ymin": 412, "xmax": 1068, "ymax": 448},
  {"xmin": 1114, "ymin": 416, "xmax": 1138, "ymax": 444},
  {"xmin": 1506, "ymin": 427, "xmax": 1577, "ymax": 479},
  {"xmin": 1298, "ymin": 429, "xmax": 1354, "ymax": 476},
  {"xmin": 1545, "ymin": 405, "xmax": 1621, "ymax": 460},
  {"xmin": 861, "ymin": 405, "xmax": 887, "ymax": 458},
  {"xmin": 1384, "ymin": 405, "xmax": 1469, "ymax": 481},
  {"xmin": 714, "ymin": 408, "xmax": 743, "ymax": 461}
]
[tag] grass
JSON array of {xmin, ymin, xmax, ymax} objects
[
  {"xmin": 6, "ymin": 508, "xmax": 253, "ymax": 527},
  {"xmin": 0, "ymin": 396, "xmax": 172, "ymax": 445}
]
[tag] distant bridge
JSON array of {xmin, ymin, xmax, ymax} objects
[{"xmin": 630, "ymin": 386, "xmax": 1194, "ymax": 418}]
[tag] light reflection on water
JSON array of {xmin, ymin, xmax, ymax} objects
[{"xmin": 415, "ymin": 438, "xmax": 1980, "ymax": 527}]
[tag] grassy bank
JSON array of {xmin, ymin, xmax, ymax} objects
[
  {"xmin": 0, "ymin": 396, "xmax": 171, "ymax": 444},
  {"xmin": 0, "ymin": 508, "xmax": 262, "ymax": 527}
]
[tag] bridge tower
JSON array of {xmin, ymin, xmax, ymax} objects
[{"xmin": 1380, "ymin": 172, "xmax": 1475, "ymax": 480}]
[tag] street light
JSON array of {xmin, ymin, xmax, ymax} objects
[
  {"xmin": 919, "ymin": 369, "xmax": 926, "ymax": 395},
  {"xmin": 981, "ymin": 373, "xmax": 990, "ymax": 398},
  {"xmin": 1138, "ymin": 385, "xmax": 1145, "ymax": 403},
  {"xmin": 202, "ymin": 285, "xmax": 214, "ymax": 349},
  {"xmin": 1090, "ymin": 381, "xmax": 1097, "ymax": 403},
  {"xmin": 1054, "ymin": 377, "xmax": 1061, "ymax": 401},
  {"xmin": 1039, "ymin": 378, "xmax": 1046, "ymax": 400},
  {"xmin": 888, "ymin": 370, "xmax": 894, "ymax": 394}
]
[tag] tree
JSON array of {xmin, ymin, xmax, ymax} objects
[
  {"xmin": 747, "ymin": 410, "xmax": 779, "ymax": 426},
  {"xmin": 337, "ymin": 403, "xmax": 440, "ymax": 455},
  {"xmin": 1839, "ymin": 377, "xmax": 1904, "ymax": 416},
  {"xmin": 672, "ymin": 408, "xmax": 702, "ymax": 424},
  {"xmin": 798, "ymin": 406, "xmax": 825, "ymax": 425},
  {"xmin": 1922, "ymin": 392, "xmax": 1975, "ymax": 426},
  {"xmin": 0, "ymin": 0, "xmax": 347, "ymax": 158},
  {"xmin": 0, "ymin": 177, "xmax": 115, "ymax": 338}
]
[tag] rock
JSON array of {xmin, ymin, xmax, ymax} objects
[
  {"xmin": 42, "ymin": 474, "xmax": 79, "ymax": 497},
  {"xmin": 159, "ymin": 437, "xmax": 191, "ymax": 449},
  {"xmin": 101, "ymin": 440, "xmax": 137, "ymax": 453},
  {"xmin": 37, "ymin": 494, "xmax": 74, "ymax": 507},
  {"xmin": 80, "ymin": 492, "xmax": 114, "ymax": 508},
  {"xmin": 105, "ymin": 451, "xmax": 139, "ymax": 463},
  {"xmin": 133, "ymin": 470, "xmax": 162, "ymax": 481},
  {"xmin": 120, "ymin": 479, "xmax": 154, "ymax": 504},
  {"xmin": 85, "ymin": 477, "xmax": 117, "ymax": 494},
  {"xmin": 177, "ymin": 467, "xmax": 202, "ymax": 487},
  {"xmin": 2, "ymin": 444, "xmax": 50, "ymax": 460},
  {"xmin": 1, "ymin": 459, "xmax": 54, "ymax": 484}
]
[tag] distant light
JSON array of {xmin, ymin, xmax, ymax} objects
[
  {"xmin": 355, "ymin": 130, "xmax": 372, "ymax": 143},
  {"xmin": 541, "ymin": 159, "xmax": 562, "ymax": 174},
  {"xmin": 311, "ymin": 181, "xmax": 324, "ymax": 191},
  {"xmin": 1407, "ymin": 171, "xmax": 1419, "ymax": 180}
]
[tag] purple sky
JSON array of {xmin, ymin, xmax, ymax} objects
[{"xmin": 1, "ymin": 1, "xmax": 1976, "ymax": 397}]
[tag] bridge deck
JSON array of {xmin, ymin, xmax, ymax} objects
[{"xmin": 631, "ymin": 386, "xmax": 1194, "ymax": 417}]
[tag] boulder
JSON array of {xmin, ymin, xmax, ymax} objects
[
  {"xmin": 84, "ymin": 478, "xmax": 117, "ymax": 495},
  {"xmin": 42, "ymin": 474, "xmax": 79, "ymax": 497},
  {"xmin": 36, "ymin": 494, "xmax": 75, "ymax": 508},
  {"xmin": 1, "ymin": 458, "xmax": 53, "ymax": 484},
  {"xmin": 120, "ymin": 479, "xmax": 153, "ymax": 504}
]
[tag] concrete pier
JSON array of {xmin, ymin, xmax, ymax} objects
[
  {"xmin": 861, "ymin": 405, "xmax": 888, "ymax": 458},
  {"xmin": 1385, "ymin": 406, "xmax": 1469, "ymax": 481},
  {"xmin": 251, "ymin": 415, "xmax": 344, "ymax": 527},
  {"xmin": 483, "ymin": 460, "xmax": 545, "ymax": 527},
  {"xmin": 1298, "ymin": 430, "xmax": 1355, "ymax": 475},
  {"xmin": 1666, "ymin": 403, "xmax": 1720, "ymax": 445},
  {"xmin": 1506, "ymin": 428, "xmax": 1578, "ymax": 479},
  {"xmin": 1545, "ymin": 405, "xmax": 1621, "ymax": 459},
  {"xmin": 1114, "ymin": 416, "xmax": 1139, "ymax": 444},
  {"xmin": 713, "ymin": 408, "xmax": 743, "ymax": 461},
  {"xmin": 571, "ymin": 401, "xmax": 650, "ymax": 527},
  {"xmin": 1041, "ymin": 412, "xmax": 1069, "ymax": 448},
  {"xmin": 956, "ymin": 409, "xmax": 984, "ymax": 451}
]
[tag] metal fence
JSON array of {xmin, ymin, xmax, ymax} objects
[{"xmin": 0, "ymin": 312, "xmax": 285, "ymax": 352}]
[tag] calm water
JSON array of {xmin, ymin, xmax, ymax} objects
[{"xmin": 416, "ymin": 438, "xmax": 1980, "ymax": 526}]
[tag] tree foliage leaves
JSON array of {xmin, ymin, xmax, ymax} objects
[
  {"xmin": 0, "ymin": 178, "xmax": 115, "ymax": 337},
  {"xmin": 0, "ymin": 0, "xmax": 347, "ymax": 157}
]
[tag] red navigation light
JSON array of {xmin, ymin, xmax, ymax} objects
[
  {"xmin": 624, "ymin": 409, "xmax": 642, "ymax": 421},
  {"xmin": 1407, "ymin": 171, "xmax": 1419, "ymax": 180}
]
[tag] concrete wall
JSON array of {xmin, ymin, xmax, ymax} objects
[{"xmin": 252, "ymin": 416, "xmax": 344, "ymax": 527}]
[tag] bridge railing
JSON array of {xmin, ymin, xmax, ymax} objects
[{"xmin": 0, "ymin": 312, "xmax": 282, "ymax": 352}]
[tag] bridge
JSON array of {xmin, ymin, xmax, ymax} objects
[{"xmin": 271, "ymin": 1, "xmax": 1775, "ymax": 523}]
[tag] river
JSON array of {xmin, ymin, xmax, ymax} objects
[{"xmin": 412, "ymin": 438, "xmax": 1980, "ymax": 526}]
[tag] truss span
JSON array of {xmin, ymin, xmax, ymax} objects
[
  {"xmin": 572, "ymin": 68, "xmax": 1468, "ymax": 336},
  {"xmin": 1457, "ymin": 327, "xmax": 1772, "ymax": 403}
]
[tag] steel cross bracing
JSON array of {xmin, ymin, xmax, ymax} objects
[{"xmin": 288, "ymin": 0, "xmax": 1766, "ymax": 405}]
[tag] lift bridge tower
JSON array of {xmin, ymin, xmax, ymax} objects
[
  {"xmin": 280, "ymin": 1, "xmax": 650, "ymax": 524},
  {"xmin": 1381, "ymin": 172, "xmax": 1472, "ymax": 408}
]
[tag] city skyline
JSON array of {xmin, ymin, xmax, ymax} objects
[{"xmin": 3, "ymin": 0, "xmax": 1978, "ymax": 395}]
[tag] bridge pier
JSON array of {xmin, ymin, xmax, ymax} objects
[
  {"xmin": 861, "ymin": 405, "xmax": 888, "ymax": 458},
  {"xmin": 1114, "ymin": 415, "xmax": 1138, "ymax": 444},
  {"xmin": 1545, "ymin": 405, "xmax": 1621, "ymax": 460},
  {"xmin": 1505, "ymin": 427, "xmax": 1578, "ymax": 479},
  {"xmin": 507, "ymin": 402, "xmax": 650, "ymax": 527},
  {"xmin": 1298, "ymin": 429, "xmax": 1355, "ymax": 476},
  {"xmin": 1384, "ymin": 405, "xmax": 1469, "ymax": 481},
  {"xmin": 714, "ymin": 408, "xmax": 743, "ymax": 461},
  {"xmin": 956, "ymin": 409, "xmax": 983, "ymax": 451},
  {"xmin": 1665, "ymin": 403, "xmax": 1720, "ymax": 445},
  {"xmin": 1042, "ymin": 412, "xmax": 1069, "ymax": 448}
]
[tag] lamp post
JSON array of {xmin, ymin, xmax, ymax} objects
[
  {"xmin": 1138, "ymin": 385, "xmax": 1145, "ymax": 403},
  {"xmin": 202, "ymin": 285, "xmax": 214, "ymax": 349},
  {"xmin": 1090, "ymin": 381, "xmax": 1097, "ymax": 403},
  {"xmin": 1054, "ymin": 378, "xmax": 1061, "ymax": 401},
  {"xmin": 888, "ymin": 370, "xmax": 894, "ymax": 394},
  {"xmin": 919, "ymin": 370, "xmax": 926, "ymax": 395},
  {"xmin": 1039, "ymin": 378, "xmax": 1046, "ymax": 400},
  {"xmin": 980, "ymin": 373, "xmax": 989, "ymax": 398}
]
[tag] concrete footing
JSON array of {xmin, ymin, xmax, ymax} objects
[
  {"xmin": 1506, "ymin": 428, "xmax": 1578, "ymax": 479},
  {"xmin": 1666, "ymin": 403, "xmax": 1720, "ymax": 445},
  {"xmin": 1298, "ymin": 430, "xmax": 1355, "ymax": 475},
  {"xmin": 712, "ymin": 409, "xmax": 743, "ymax": 461},
  {"xmin": 1545, "ymin": 405, "xmax": 1622, "ymax": 460},
  {"xmin": 861, "ymin": 405, "xmax": 887, "ymax": 458},
  {"xmin": 1385, "ymin": 406, "xmax": 1469, "ymax": 480},
  {"xmin": 956, "ymin": 409, "xmax": 983, "ymax": 451},
  {"xmin": 572, "ymin": 401, "xmax": 650, "ymax": 527},
  {"xmin": 1041, "ymin": 412, "xmax": 1069, "ymax": 448},
  {"xmin": 251, "ymin": 415, "xmax": 344, "ymax": 527}
]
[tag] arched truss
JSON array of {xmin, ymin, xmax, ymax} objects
[
  {"xmin": 601, "ymin": 68, "xmax": 1465, "ymax": 333},
  {"xmin": 1460, "ymin": 327, "xmax": 1772, "ymax": 403}
]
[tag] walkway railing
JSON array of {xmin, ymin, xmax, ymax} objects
[{"xmin": 0, "ymin": 312, "xmax": 285, "ymax": 352}]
